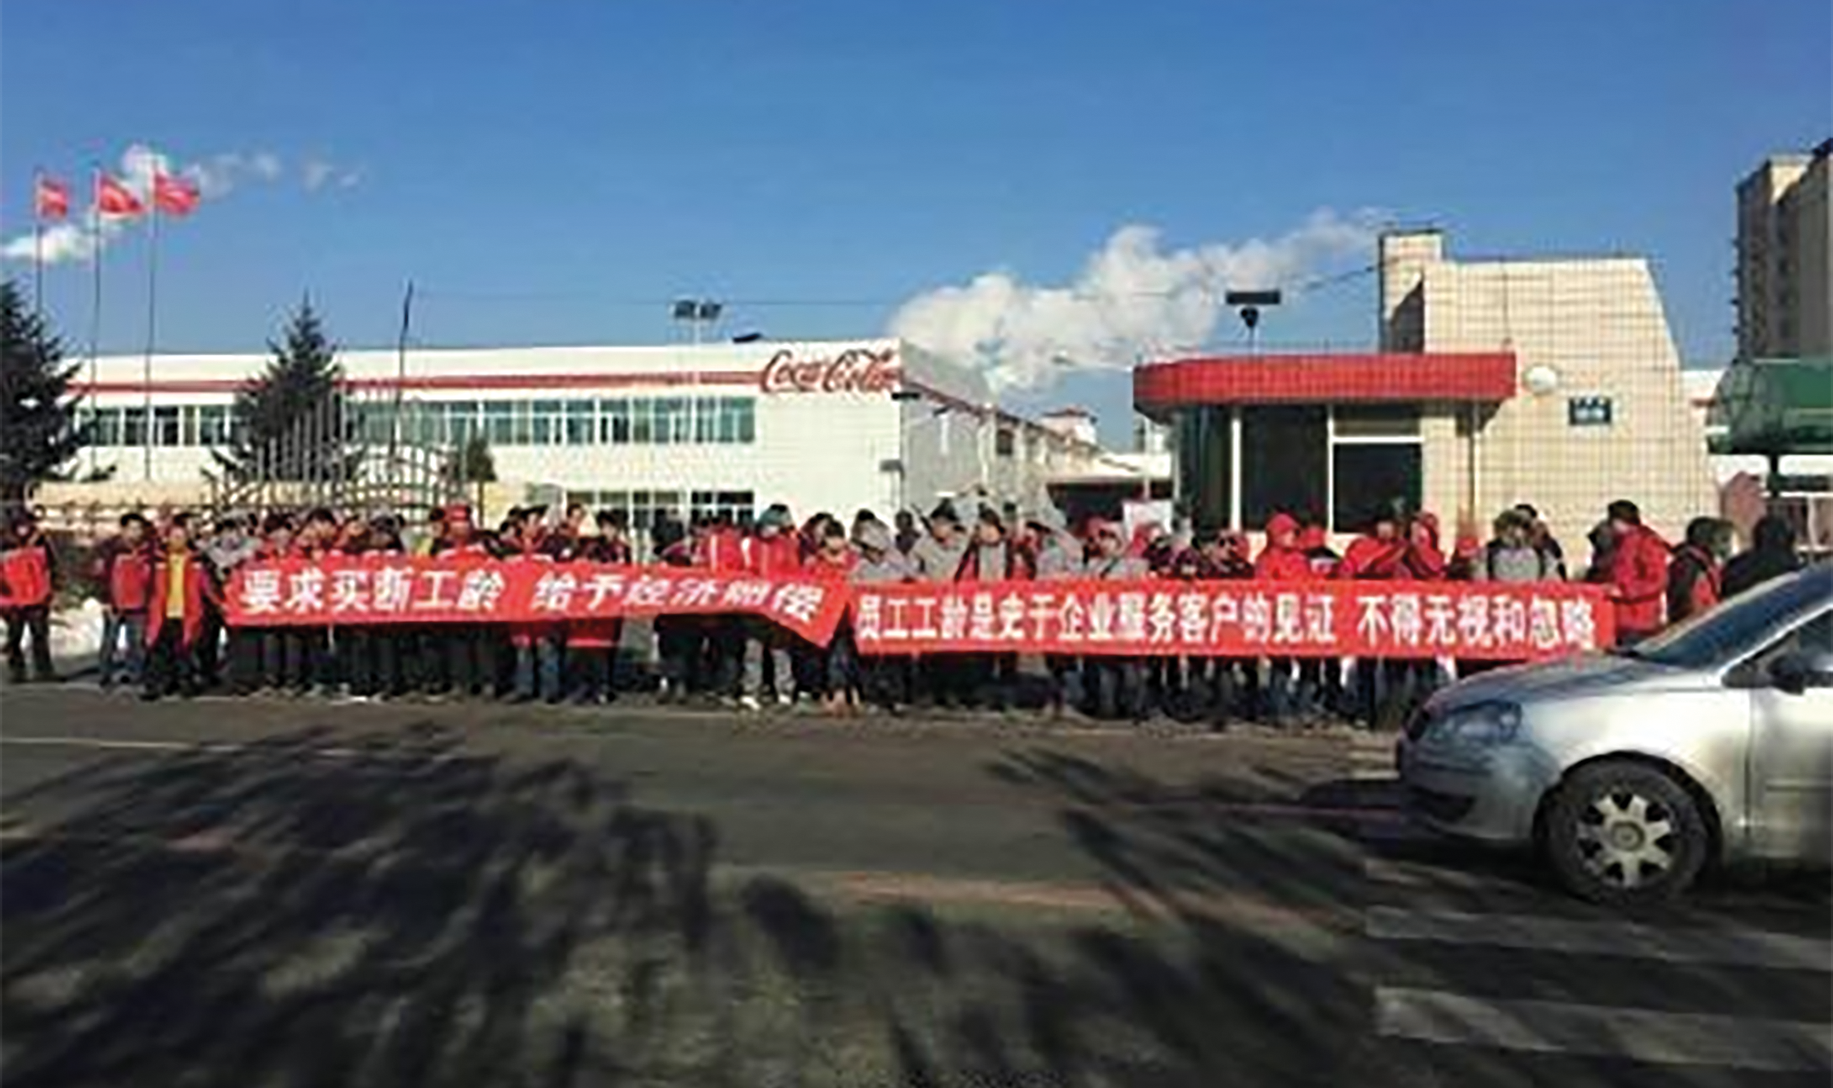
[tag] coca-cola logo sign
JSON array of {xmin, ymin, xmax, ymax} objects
[{"xmin": 759, "ymin": 348, "xmax": 901, "ymax": 395}]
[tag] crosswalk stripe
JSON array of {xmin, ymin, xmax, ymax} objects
[
  {"xmin": 1348, "ymin": 736, "xmax": 1396, "ymax": 781},
  {"xmin": 1375, "ymin": 987, "xmax": 1833, "ymax": 1071},
  {"xmin": 1368, "ymin": 906, "xmax": 1833, "ymax": 972}
]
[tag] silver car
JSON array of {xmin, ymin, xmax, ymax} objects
[{"xmin": 1397, "ymin": 563, "xmax": 1832, "ymax": 905}]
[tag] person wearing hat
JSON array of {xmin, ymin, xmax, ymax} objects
[
  {"xmin": 503, "ymin": 515, "xmax": 564, "ymax": 705},
  {"xmin": 735, "ymin": 504, "xmax": 802, "ymax": 710},
  {"xmin": 910, "ymin": 501, "xmax": 967, "ymax": 582},
  {"xmin": 1025, "ymin": 506, "xmax": 1083, "ymax": 716},
  {"xmin": 1, "ymin": 509, "xmax": 59, "ymax": 684},
  {"xmin": 1333, "ymin": 500, "xmax": 1432, "ymax": 729},
  {"xmin": 689, "ymin": 511, "xmax": 751, "ymax": 709},
  {"xmin": 1252, "ymin": 512, "xmax": 1313, "ymax": 726},
  {"xmin": 428, "ymin": 503, "xmax": 494, "ymax": 699},
  {"xmin": 1514, "ymin": 503, "xmax": 1568, "ymax": 580},
  {"xmin": 1083, "ymin": 519, "xmax": 1150, "ymax": 721},
  {"xmin": 1598, "ymin": 499, "xmax": 1671, "ymax": 644},
  {"xmin": 1293, "ymin": 523, "xmax": 1345, "ymax": 717},
  {"xmin": 909, "ymin": 501, "xmax": 968, "ymax": 708},
  {"xmin": 353, "ymin": 513, "xmax": 409, "ymax": 700},
  {"xmin": 953, "ymin": 505, "xmax": 1032, "ymax": 711},
  {"xmin": 233, "ymin": 512, "xmax": 295, "ymax": 695},
  {"xmin": 566, "ymin": 510, "xmax": 633, "ymax": 705},
  {"xmin": 650, "ymin": 511, "xmax": 701, "ymax": 703},
  {"xmin": 850, "ymin": 516, "xmax": 913, "ymax": 711},
  {"xmin": 270, "ymin": 506, "xmax": 343, "ymax": 697},
  {"xmin": 196, "ymin": 514, "xmax": 258, "ymax": 691}
]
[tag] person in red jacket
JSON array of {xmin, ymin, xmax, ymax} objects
[
  {"xmin": 736, "ymin": 505, "xmax": 802, "ymax": 710},
  {"xmin": 1296, "ymin": 523, "xmax": 1344, "ymax": 717},
  {"xmin": 1335, "ymin": 502, "xmax": 1442, "ymax": 729},
  {"xmin": 1405, "ymin": 512, "xmax": 1449, "ymax": 580},
  {"xmin": 692, "ymin": 512, "xmax": 750, "ymax": 707},
  {"xmin": 805, "ymin": 518, "xmax": 860, "ymax": 713},
  {"xmin": 504, "ymin": 517, "xmax": 564, "ymax": 704},
  {"xmin": 1600, "ymin": 499, "xmax": 1670, "ymax": 644},
  {"xmin": 1254, "ymin": 513, "xmax": 1312, "ymax": 581},
  {"xmin": 955, "ymin": 506, "xmax": 1032, "ymax": 711},
  {"xmin": 568, "ymin": 509, "xmax": 633, "ymax": 705},
  {"xmin": 430, "ymin": 504, "xmax": 494, "ymax": 698},
  {"xmin": 1666, "ymin": 516, "xmax": 1729, "ymax": 626},
  {"xmin": 96, "ymin": 512, "xmax": 154, "ymax": 690},
  {"xmin": 143, "ymin": 515, "xmax": 220, "ymax": 701},
  {"xmin": 2, "ymin": 510, "xmax": 59, "ymax": 684},
  {"xmin": 1335, "ymin": 511, "xmax": 1411, "ymax": 581},
  {"xmin": 650, "ymin": 512, "xmax": 700, "ymax": 703},
  {"xmin": 1254, "ymin": 512, "xmax": 1312, "ymax": 726}
]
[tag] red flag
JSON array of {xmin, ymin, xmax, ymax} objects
[
  {"xmin": 153, "ymin": 172, "xmax": 200, "ymax": 217},
  {"xmin": 35, "ymin": 176, "xmax": 71, "ymax": 221},
  {"xmin": 95, "ymin": 173, "xmax": 144, "ymax": 217}
]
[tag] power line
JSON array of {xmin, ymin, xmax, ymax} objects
[{"xmin": 412, "ymin": 262, "xmax": 1386, "ymax": 311}]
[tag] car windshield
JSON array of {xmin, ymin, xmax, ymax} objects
[{"xmin": 1624, "ymin": 564, "xmax": 1832, "ymax": 671}]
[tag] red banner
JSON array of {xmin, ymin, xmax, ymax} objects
[
  {"xmin": 224, "ymin": 560, "xmax": 1614, "ymax": 660},
  {"xmin": 850, "ymin": 580, "xmax": 1614, "ymax": 659},
  {"xmin": 223, "ymin": 559, "xmax": 851, "ymax": 646}
]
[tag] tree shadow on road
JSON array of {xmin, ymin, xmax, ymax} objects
[
  {"xmin": 986, "ymin": 744, "xmax": 1833, "ymax": 1088},
  {"xmin": 3, "ymin": 721, "xmax": 1395, "ymax": 1088}
]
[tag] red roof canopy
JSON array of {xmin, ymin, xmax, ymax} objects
[{"xmin": 1134, "ymin": 352, "xmax": 1517, "ymax": 414}]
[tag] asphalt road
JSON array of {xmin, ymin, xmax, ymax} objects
[{"xmin": 1, "ymin": 686, "xmax": 1827, "ymax": 1087}]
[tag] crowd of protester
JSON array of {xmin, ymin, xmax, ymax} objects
[{"xmin": 0, "ymin": 493, "xmax": 1811, "ymax": 730}]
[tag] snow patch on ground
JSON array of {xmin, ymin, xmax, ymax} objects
[{"xmin": 51, "ymin": 599, "xmax": 106, "ymax": 663}]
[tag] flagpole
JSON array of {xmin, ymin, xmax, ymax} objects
[
  {"xmin": 87, "ymin": 168, "xmax": 104, "ymax": 476},
  {"xmin": 31, "ymin": 170, "xmax": 44, "ymax": 317},
  {"xmin": 142, "ymin": 201, "xmax": 161, "ymax": 482}
]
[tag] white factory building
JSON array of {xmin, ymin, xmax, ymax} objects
[{"xmin": 68, "ymin": 338, "xmax": 1148, "ymax": 530}]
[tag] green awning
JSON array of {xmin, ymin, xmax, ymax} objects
[{"xmin": 1708, "ymin": 356, "xmax": 1833, "ymax": 456}]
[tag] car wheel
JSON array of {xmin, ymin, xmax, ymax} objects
[{"xmin": 1544, "ymin": 761, "xmax": 1709, "ymax": 906}]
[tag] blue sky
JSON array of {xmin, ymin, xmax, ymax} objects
[{"xmin": 4, "ymin": 0, "xmax": 1828, "ymax": 440}]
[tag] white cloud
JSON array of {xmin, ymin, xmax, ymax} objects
[
  {"xmin": 250, "ymin": 151, "xmax": 283, "ymax": 180},
  {"xmin": 302, "ymin": 157, "xmax": 363, "ymax": 192},
  {"xmin": 302, "ymin": 158, "xmax": 336, "ymax": 192},
  {"xmin": 888, "ymin": 208, "xmax": 1383, "ymax": 392},
  {"xmin": 0, "ymin": 222, "xmax": 100, "ymax": 264}
]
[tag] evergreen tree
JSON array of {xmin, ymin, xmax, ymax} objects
[
  {"xmin": 0, "ymin": 280, "xmax": 84, "ymax": 503},
  {"xmin": 447, "ymin": 434, "xmax": 498, "ymax": 485},
  {"xmin": 218, "ymin": 299, "xmax": 360, "ymax": 482}
]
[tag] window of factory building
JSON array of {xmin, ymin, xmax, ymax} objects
[
  {"xmin": 152, "ymin": 407, "xmax": 182, "ymax": 447},
  {"xmin": 1169, "ymin": 404, "xmax": 1421, "ymax": 533},
  {"xmin": 1329, "ymin": 405, "xmax": 1421, "ymax": 532},
  {"xmin": 562, "ymin": 489, "xmax": 757, "ymax": 546},
  {"xmin": 690, "ymin": 490, "xmax": 757, "ymax": 525},
  {"xmin": 1241, "ymin": 406, "xmax": 1327, "ymax": 530},
  {"xmin": 84, "ymin": 397, "xmax": 759, "ymax": 451},
  {"xmin": 600, "ymin": 399, "xmax": 631, "ymax": 444},
  {"xmin": 1173, "ymin": 405, "xmax": 1232, "ymax": 531}
]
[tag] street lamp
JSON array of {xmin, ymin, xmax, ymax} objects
[
  {"xmin": 1225, "ymin": 289, "xmax": 1282, "ymax": 353},
  {"xmin": 671, "ymin": 298, "xmax": 723, "ymax": 345}
]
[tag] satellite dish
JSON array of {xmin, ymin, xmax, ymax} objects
[{"xmin": 1522, "ymin": 365, "xmax": 1561, "ymax": 396}]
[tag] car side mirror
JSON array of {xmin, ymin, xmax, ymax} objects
[{"xmin": 1768, "ymin": 651, "xmax": 1833, "ymax": 695}]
